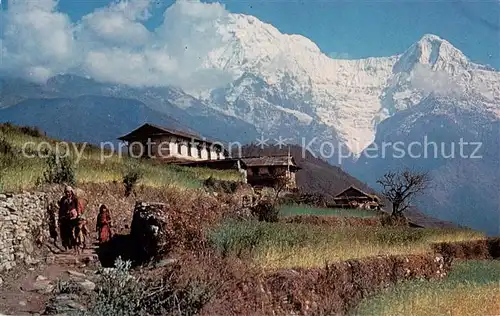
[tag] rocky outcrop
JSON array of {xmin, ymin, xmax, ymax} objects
[
  {"xmin": 130, "ymin": 202, "xmax": 170, "ymax": 264},
  {"xmin": 0, "ymin": 192, "xmax": 49, "ymax": 272}
]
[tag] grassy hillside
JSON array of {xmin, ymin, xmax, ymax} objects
[
  {"xmin": 353, "ymin": 260, "xmax": 500, "ymax": 316},
  {"xmin": 208, "ymin": 220, "xmax": 484, "ymax": 269},
  {"xmin": 279, "ymin": 204, "xmax": 378, "ymax": 218},
  {"xmin": 0, "ymin": 123, "xmax": 242, "ymax": 191}
]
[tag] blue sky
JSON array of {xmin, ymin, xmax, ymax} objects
[{"xmin": 56, "ymin": 0, "xmax": 500, "ymax": 69}]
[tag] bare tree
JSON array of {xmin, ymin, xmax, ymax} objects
[
  {"xmin": 272, "ymin": 176, "xmax": 290, "ymax": 202},
  {"xmin": 377, "ymin": 169, "xmax": 431, "ymax": 217}
]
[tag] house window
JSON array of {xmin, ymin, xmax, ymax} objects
[
  {"xmin": 177, "ymin": 142, "xmax": 182, "ymax": 155},
  {"xmin": 252, "ymin": 167, "xmax": 259, "ymax": 175},
  {"xmin": 198, "ymin": 146, "xmax": 202, "ymax": 158},
  {"xmin": 188, "ymin": 143, "xmax": 192, "ymax": 156}
]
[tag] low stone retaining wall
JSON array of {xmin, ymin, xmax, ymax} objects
[
  {"xmin": 432, "ymin": 238, "xmax": 500, "ymax": 260},
  {"xmin": 202, "ymin": 253, "xmax": 449, "ymax": 315},
  {"xmin": 0, "ymin": 192, "xmax": 49, "ymax": 272}
]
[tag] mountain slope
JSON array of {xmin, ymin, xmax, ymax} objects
[
  {"xmin": 349, "ymin": 95, "xmax": 500, "ymax": 235},
  {"xmin": 0, "ymin": 95, "xmax": 187, "ymax": 144},
  {"xmin": 0, "ymin": 75, "xmax": 260, "ymax": 145},
  {"xmin": 199, "ymin": 15, "xmax": 500, "ymax": 154}
]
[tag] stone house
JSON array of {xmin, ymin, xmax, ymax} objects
[
  {"xmin": 241, "ymin": 155, "xmax": 301, "ymax": 189},
  {"xmin": 178, "ymin": 155, "xmax": 301, "ymax": 190},
  {"xmin": 118, "ymin": 123, "xmax": 227, "ymax": 162}
]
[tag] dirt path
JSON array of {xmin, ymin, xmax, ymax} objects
[{"xmin": 0, "ymin": 243, "xmax": 99, "ymax": 315}]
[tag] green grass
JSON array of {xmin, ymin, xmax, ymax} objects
[
  {"xmin": 353, "ymin": 260, "xmax": 500, "ymax": 316},
  {"xmin": 0, "ymin": 124, "xmax": 242, "ymax": 191},
  {"xmin": 279, "ymin": 204, "xmax": 379, "ymax": 218},
  {"xmin": 208, "ymin": 220, "xmax": 485, "ymax": 269}
]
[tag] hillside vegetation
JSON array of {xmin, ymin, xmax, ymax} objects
[
  {"xmin": 279, "ymin": 204, "xmax": 378, "ymax": 218},
  {"xmin": 0, "ymin": 123, "xmax": 242, "ymax": 191},
  {"xmin": 208, "ymin": 220, "xmax": 484, "ymax": 269},
  {"xmin": 0, "ymin": 123, "xmax": 496, "ymax": 316},
  {"xmin": 354, "ymin": 260, "xmax": 500, "ymax": 316}
]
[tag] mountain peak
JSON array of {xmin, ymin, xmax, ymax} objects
[
  {"xmin": 393, "ymin": 34, "xmax": 469, "ymax": 74},
  {"xmin": 418, "ymin": 33, "xmax": 444, "ymax": 43}
]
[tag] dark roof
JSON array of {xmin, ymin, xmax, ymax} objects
[
  {"xmin": 334, "ymin": 185, "xmax": 375, "ymax": 199},
  {"xmin": 118, "ymin": 123, "xmax": 221, "ymax": 147},
  {"xmin": 241, "ymin": 155, "xmax": 300, "ymax": 169}
]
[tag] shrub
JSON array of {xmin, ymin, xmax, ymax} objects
[
  {"xmin": 73, "ymin": 257, "xmax": 219, "ymax": 316},
  {"xmin": 123, "ymin": 165, "xmax": 143, "ymax": 197},
  {"xmin": 0, "ymin": 137, "xmax": 15, "ymax": 156},
  {"xmin": 380, "ymin": 214, "xmax": 409, "ymax": 227},
  {"xmin": 42, "ymin": 152, "xmax": 76, "ymax": 185},
  {"xmin": 144, "ymin": 266, "xmax": 221, "ymax": 316},
  {"xmin": 77, "ymin": 258, "xmax": 147, "ymax": 316},
  {"xmin": 19, "ymin": 125, "xmax": 44, "ymax": 138},
  {"xmin": 251, "ymin": 199, "xmax": 279, "ymax": 222},
  {"xmin": 0, "ymin": 139, "xmax": 14, "ymax": 192},
  {"xmin": 0, "ymin": 167, "xmax": 5, "ymax": 192},
  {"xmin": 0, "ymin": 123, "xmax": 44, "ymax": 138},
  {"xmin": 203, "ymin": 176, "xmax": 239, "ymax": 194}
]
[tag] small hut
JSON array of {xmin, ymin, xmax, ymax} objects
[
  {"xmin": 241, "ymin": 155, "xmax": 301, "ymax": 189},
  {"xmin": 333, "ymin": 185, "xmax": 382, "ymax": 210}
]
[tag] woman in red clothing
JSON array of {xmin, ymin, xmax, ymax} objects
[
  {"xmin": 58, "ymin": 186, "xmax": 80, "ymax": 250},
  {"xmin": 96, "ymin": 204, "xmax": 113, "ymax": 244}
]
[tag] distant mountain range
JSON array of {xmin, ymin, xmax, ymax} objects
[{"xmin": 0, "ymin": 12, "xmax": 498, "ymax": 234}]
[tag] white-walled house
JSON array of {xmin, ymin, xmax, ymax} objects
[{"xmin": 118, "ymin": 123, "xmax": 227, "ymax": 162}]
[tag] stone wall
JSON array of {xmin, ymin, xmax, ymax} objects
[
  {"xmin": 202, "ymin": 253, "xmax": 450, "ymax": 315},
  {"xmin": 0, "ymin": 192, "xmax": 48, "ymax": 272}
]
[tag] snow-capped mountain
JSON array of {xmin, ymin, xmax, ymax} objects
[{"xmin": 189, "ymin": 15, "xmax": 500, "ymax": 155}]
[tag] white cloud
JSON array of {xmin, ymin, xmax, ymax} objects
[
  {"xmin": 410, "ymin": 64, "xmax": 466, "ymax": 97},
  {"xmin": 1, "ymin": 0, "xmax": 76, "ymax": 82},
  {"xmin": 0, "ymin": 0, "xmax": 236, "ymax": 90},
  {"xmin": 79, "ymin": 0, "xmax": 153, "ymax": 47}
]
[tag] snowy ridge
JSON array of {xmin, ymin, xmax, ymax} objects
[{"xmin": 182, "ymin": 13, "xmax": 500, "ymax": 154}]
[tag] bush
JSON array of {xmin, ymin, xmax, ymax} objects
[
  {"xmin": 42, "ymin": 152, "xmax": 76, "ymax": 185},
  {"xmin": 0, "ymin": 167, "xmax": 5, "ymax": 192},
  {"xmin": 203, "ymin": 176, "xmax": 240, "ymax": 194},
  {"xmin": 74, "ymin": 257, "xmax": 219, "ymax": 316},
  {"xmin": 0, "ymin": 138, "xmax": 15, "ymax": 192},
  {"xmin": 380, "ymin": 214, "xmax": 409, "ymax": 227},
  {"xmin": 19, "ymin": 125, "xmax": 44, "ymax": 138},
  {"xmin": 76, "ymin": 258, "xmax": 147, "ymax": 316},
  {"xmin": 251, "ymin": 199, "xmax": 279, "ymax": 222},
  {"xmin": 144, "ymin": 266, "xmax": 221, "ymax": 316},
  {"xmin": 123, "ymin": 165, "xmax": 143, "ymax": 197},
  {"xmin": 0, "ymin": 123, "xmax": 44, "ymax": 138},
  {"xmin": 0, "ymin": 137, "xmax": 15, "ymax": 156}
]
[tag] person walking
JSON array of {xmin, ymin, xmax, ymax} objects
[
  {"xmin": 57, "ymin": 185, "xmax": 80, "ymax": 251},
  {"xmin": 96, "ymin": 204, "xmax": 113, "ymax": 244}
]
